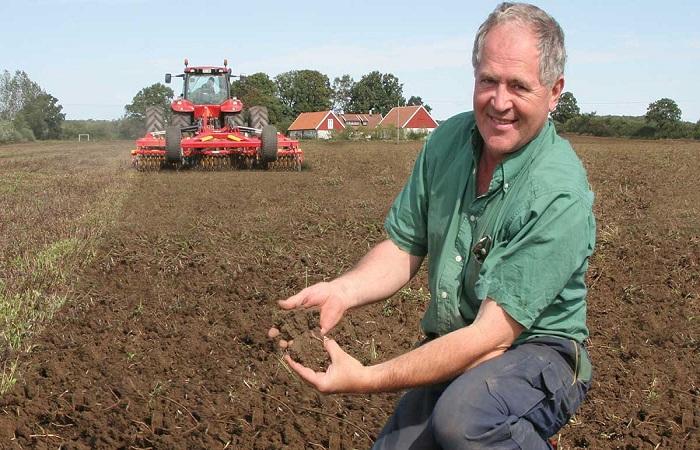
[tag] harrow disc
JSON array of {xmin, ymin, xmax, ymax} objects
[
  {"xmin": 268, "ymin": 154, "xmax": 302, "ymax": 172},
  {"xmin": 135, "ymin": 155, "xmax": 164, "ymax": 172}
]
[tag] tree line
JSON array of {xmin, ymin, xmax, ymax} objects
[
  {"xmin": 2, "ymin": 67, "xmax": 700, "ymax": 143},
  {"xmin": 552, "ymin": 92, "xmax": 700, "ymax": 140}
]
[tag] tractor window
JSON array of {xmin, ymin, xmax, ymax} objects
[{"xmin": 188, "ymin": 74, "xmax": 228, "ymax": 105}]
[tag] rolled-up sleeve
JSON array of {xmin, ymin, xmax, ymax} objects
[{"xmin": 474, "ymin": 190, "xmax": 595, "ymax": 329}]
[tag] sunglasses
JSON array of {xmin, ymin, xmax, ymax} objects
[{"xmin": 472, "ymin": 235, "xmax": 493, "ymax": 264}]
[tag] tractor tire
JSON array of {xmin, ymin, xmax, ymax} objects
[
  {"xmin": 165, "ymin": 126, "xmax": 183, "ymax": 162},
  {"xmin": 145, "ymin": 106, "xmax": 164, "ymax": 133},
  {"xmin": 171, "ymin": 112, "xmax": 191, "ymax": 129},
  {"xmin": 259, "ymin": 125, "xmax": 278, "ymax": 163},
  {"xmin": 223, "ymin": 112, "xmax": 246, "ymax": 129},
  {"xmin": 248, "ymin": 106, "xmax": 269, "ymax": 129}
]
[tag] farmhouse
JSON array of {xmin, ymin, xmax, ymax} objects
[
  {"xmin": 287, "ymin": 111, "xmax": 345, "ymax": 139},
  {"xmin": 340, "ymin": 113, "xmax": 383, "ymax": 129},
  {"xmin": 379, "ymin": 105, "xmax": 438, "ymax": 135}
]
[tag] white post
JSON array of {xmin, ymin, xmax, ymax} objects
[{"xmin": 396, "ymin": 100, "xmax": 400, "ymax": 145}]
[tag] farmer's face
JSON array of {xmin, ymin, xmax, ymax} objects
[{"xmin": 473, "ymin": 22, "xmax": 563, "ymax": 161}]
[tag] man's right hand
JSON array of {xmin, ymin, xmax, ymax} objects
[{"xmin": 277, "ymin": 281, "xmax": 354, "ymax": 335}]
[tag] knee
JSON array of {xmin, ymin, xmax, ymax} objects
[{"xmin": 432, "ymin": 377, "xmax": 507, "ymax": 448}]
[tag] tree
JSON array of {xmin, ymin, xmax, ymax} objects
[
  {"xmin": 347, "ymin": 71, "xmax": 404, "ymax": 116},
  {"xmin": 0, "ymin": 70, "xmax": 43, "ymax": 121},
  {"xmin": 407, "ymin": 95, "xmax": 432, "ymax": 114},
  {"xmin": 331, "ymin": 75, "xmax": 354, "ymax": 113},
  {"xmin": 15, "ymin": 93, "xmax": 65, "ymax": 139},
  {"xmin": 275, "ymin": 70, "xmax": 333, "ymax": 119},
  {"xmin": 231, "ymin": 72, "xmax": 283, "ymax": 124},
  {"xmin": 551, "ymin": 91, "xmax": 580, "ymax": 124},
  {"xmin": 0, "ymin": 70, "xmax": 65, "ymax": 141},
  {"xmin": 124, "ymin": 83, "xmax": 174, "ymax": 121},
  {"xmin": 645, "ymin": 98, "xmax": 681, "ymax": 128}
]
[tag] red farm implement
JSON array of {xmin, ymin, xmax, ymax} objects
[{"xmin": 132, "ymin": 59, "xmax": 303, "ymax": 172}]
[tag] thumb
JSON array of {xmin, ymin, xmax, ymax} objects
[{"xmin": 323, "ymin": 338, "xmax": 345, "ymax": 361}]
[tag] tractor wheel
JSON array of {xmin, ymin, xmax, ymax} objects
[
  {"xmin": 259, "ymin": 125, "xmax": 278, "ymax": 163},
  {"xmin": 223, "ymin": 112, "xmax": 246, "ymax": 129},
  {"xmin": 249, "ymin": 106, "xmax": 269, "ymax": 129},
  {"xmin": 145, "ymin": 106, "xmax": 164, "ymax": 133},
  {"xmin": 165, "ymin": 126, "xmax": 183, "ymax": 162},
  {"xmin": 171, "ymin": 112, "xmax": 191, "ymax": 129}
]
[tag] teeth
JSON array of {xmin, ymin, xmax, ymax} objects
[{"xmin": 492, "ymin": 117, "xmax": 514, "ymax": 125}]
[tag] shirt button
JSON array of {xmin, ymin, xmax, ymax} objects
[
  {"xmin": 440, "ymin": 291, "xmax": 448, "ymax": 299},
  {"xmin": 469, "ymin": 215, "xmax": 476, "ymax": 222},
  {"xmin": 455, "ymin": 255, "xmax": 463, "ymax": 262}
]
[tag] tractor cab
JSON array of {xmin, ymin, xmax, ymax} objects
[
  {"xmin": 165, "ymin": 59, "xmax": 243, "ymax": 126},
  {"xmin": 184, "ymin": 73, "xmax": 229, "ymax": 105},
  {"xmin": 165, "ymin": 59, "xmax": 232, "ymax": 106}
]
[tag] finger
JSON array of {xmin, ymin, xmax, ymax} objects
[
  {"xmin": 284, "ymin": 354, "xmax": 323, "ymax": 387},
  {"xmin": 278, "ymin": 291, "xmax": 312, "ymax": 310},
  {"xmin": 319, "ymin": 316, "xmax": 335, "ymax": 336},
  {"xmin": 323, "ymin": 338, "xmax": 345, "ymax": 361},
  {"xmin": 319, "ymin": 308, "xmax": 343, "ymax": 335}
]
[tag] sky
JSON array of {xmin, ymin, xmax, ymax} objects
[{"xmin": 2, "ymin": 0, "xmax": 699, "ymax": 122}]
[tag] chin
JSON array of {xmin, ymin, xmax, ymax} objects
[{"xmin": 484, "ymin": 136, "xmax": 521, "ymax": 155}]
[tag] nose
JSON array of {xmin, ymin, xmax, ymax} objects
[{"xmin": 491, "ymin": 83, "xmax": 512, "ymax": 112}]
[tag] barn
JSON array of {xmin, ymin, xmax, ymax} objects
[
  {"xmin": 287, "ymin": 111, "xmax": 345, "ymax": 139},
  {"xmin": 379, "ymin": 105, "xmax": 438, "ymax": 135}
]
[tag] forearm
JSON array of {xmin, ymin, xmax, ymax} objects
[
  {"xmin": 331, "ymin": 239, "xmax": 423, "ymax": 309},
  {"xmin": 361, "ymin": 324, "xmax": 488, "ymax": 392},
  {"xmin": 361, "ymin": 299, "xmax": 523, "ymax": 393}
]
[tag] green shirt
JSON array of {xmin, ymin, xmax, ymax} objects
[{"xmin": 385, "ymin": 112, "xmax": 595, "ymax": 344}]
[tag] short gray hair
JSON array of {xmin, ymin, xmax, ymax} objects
[{"xmin": 472, "ymin": 2, "xmax": 566, "ymax": 87}]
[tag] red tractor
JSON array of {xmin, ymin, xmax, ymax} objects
[{"xmin": 132, "ymin": 59, "xmax": 302, "ymax": 171}]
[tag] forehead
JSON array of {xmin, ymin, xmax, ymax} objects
[{"xmin": 477, "ymin": 22, "xmax": 540, "ymax": 79}]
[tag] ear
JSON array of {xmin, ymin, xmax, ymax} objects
[{"xmin": 548, "ymin": 76, "xmax": 565, "ymax": 111}]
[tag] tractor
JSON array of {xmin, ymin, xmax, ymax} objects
[{"xmin": 132, "ymin": 59, "xmax": 302, "ymax": 171}]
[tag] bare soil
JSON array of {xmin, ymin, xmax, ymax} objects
[{"xmin": 0, "ymin": 137, "xmax": 697, "ymax": 449}]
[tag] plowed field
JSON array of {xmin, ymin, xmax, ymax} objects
[{"xmin": 0, "ymin": 137, "xmax": 697, "ymax": 449}]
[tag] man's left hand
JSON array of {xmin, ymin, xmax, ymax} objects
[{"xmin": 284, "ymin": 338, "xmax": 369, "ymax": 394}]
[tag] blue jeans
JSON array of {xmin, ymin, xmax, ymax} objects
[{"xmin": 372, "ymin": 337, "xmax": 591, "ymax": 450}]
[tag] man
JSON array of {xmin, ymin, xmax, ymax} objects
[
  {"xmin": 195, "ymin": 76, "xmax": 218, "ymax": 101},
  {"xmin": 279, "ymin": 3, "xmax": 595, "ymax": 449}
]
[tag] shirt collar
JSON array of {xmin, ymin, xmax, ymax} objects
[{"xmin": 470, "ymin": 119, "xmax": 554, "ymax": 194}]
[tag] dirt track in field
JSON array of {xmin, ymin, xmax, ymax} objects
[{"xmin": 0, "ymin": 138, "xmax": 698, "ymax": 449}]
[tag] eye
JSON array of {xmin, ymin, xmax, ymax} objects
[{"xmin": 511, "ymin": 82, "xmax": 528, "ymax": 92}]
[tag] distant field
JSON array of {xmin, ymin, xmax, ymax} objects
[{"xmin": 0, "ymin": 137, "xmax": 697, "ymax": 449}]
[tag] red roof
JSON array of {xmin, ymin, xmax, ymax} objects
[
  {"xmin": 379, "ymin": 106, "xmax": 438, "ymax": 129},
  {"xmin": 288, "ymin": 111, "xmax": 345, "ymax": 131},
  {"xmin": 340, "ymin": 113, "xmax": 383, "ymax": 128}
]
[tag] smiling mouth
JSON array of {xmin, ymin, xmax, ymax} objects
[{"xmin": 489, "ymin": 115, "xmax": 517, "ymax": 126}]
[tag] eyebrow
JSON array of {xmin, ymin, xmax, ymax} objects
[{"xmin": 479, "ymin": 71, "xmax": 532, "ymax": 89}]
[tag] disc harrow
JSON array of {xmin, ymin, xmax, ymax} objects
[
  {"xmin": 267, "ymin": 154, "xmax": 303, "ymax": 171},
  {"xmin": 133, "ymin": 154, "xmax": 165, "ymax": 172},
  {"xmin": 131, "ymin": 151, "xmax": 302, "ymax": 172}
]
